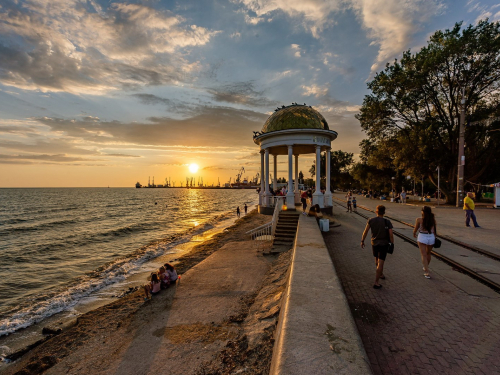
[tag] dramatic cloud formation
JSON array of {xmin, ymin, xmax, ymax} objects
[
  {"xmin": 0, "ymin": 0, "xmax": 494, "ymax": 186},
  {"xmin": 0, "ymin": 0, "xmax": 218, "ymax": 93}
]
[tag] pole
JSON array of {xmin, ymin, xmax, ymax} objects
[
  {"xmin": 421, "ymin": 175, "xmax": 424, "ymax": 201},
  {"xmin": 437, "ymin": 166, "xmax": 440, "ymax": 206},
  {"xmin": 457, "ymin": 90, "xmax": 466, "ymax": 207}
]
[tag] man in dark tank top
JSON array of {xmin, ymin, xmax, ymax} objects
[{"xmin": 360, "ymin": 205, "xmax": 394, "ymax": 289}]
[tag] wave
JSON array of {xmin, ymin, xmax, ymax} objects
[
  {"xmin": 0, "ymin": 212, "xmax": 232, "ymax": 337},
  {"xmin": 0, "ymin": 218, "xmax": 80, "ymax": 236}
]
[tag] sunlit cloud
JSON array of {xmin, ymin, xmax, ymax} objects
[{"xmin": 0, "ymin": 1, "xmax": 220, "ymax": 93}]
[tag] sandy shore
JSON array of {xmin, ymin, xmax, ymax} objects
[{"xmin": 3, "ymin": 210, "xmax": 291, "ymax": 375}]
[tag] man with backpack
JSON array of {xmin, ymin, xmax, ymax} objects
[{"xmin": 360, "ymin": 205, "xmax": 394, "ymax": 289}]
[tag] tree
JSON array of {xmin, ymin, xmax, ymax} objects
[
  {"xmin": 357, "ymin": 20, "xmax": 500, "ymax": 203},
  {"xmin": 310, "ymin": 150, "xmax": 354, "ymax": 189}
]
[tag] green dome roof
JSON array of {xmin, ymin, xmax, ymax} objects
[{"xmin": 262, "ymin": 104, "xmax": 329, "ymax": 133}]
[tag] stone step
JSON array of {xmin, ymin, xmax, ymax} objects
[
  {"xmin": 274, "ymin": 233, "xmax": 295, "ymax": 239},
  {"xmin": 275, "ymin": 229, "xmax": 296, "ymax": 235},
  {"xmin": 279, "ymin": 217, "xmax": 299, "ymax": 222},
  {"xmin": 273, "ymin": 239, "xmax": 294, "ymax": 246}
]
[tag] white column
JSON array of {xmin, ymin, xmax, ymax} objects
[
  {"xmin": 259, "ymin": 150, "xmax": 264, "ymax": 205},
  {"xmin": 294, "ymin": 154, "xmax": 299, "ymax": 204},
  {"xmin": 324, "ymin": 148, "xmax": 332, "ymax": 206},
  {"xmin": 286, "ymin": 145, "xmax": 295, "ymax": 208},
  {"xmin": 264, "ymin": 148, "xmax": 271, "ymax": 206},
  {"xmin": 273, "ymin": 154, "xmax": 278, "ymax": 192},
  {"xmin": 312, "ymin": 145, "xmax": 324, "ymax": 208}
]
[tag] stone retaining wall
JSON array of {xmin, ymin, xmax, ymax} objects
[{"xmin": 270, "ymin": 215, "xmax": 372, "ymax": 375}]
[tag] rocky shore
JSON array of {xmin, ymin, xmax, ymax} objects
[{"xmin": 3, "ymin": 210, "xmax": 292, "ymax": 375}]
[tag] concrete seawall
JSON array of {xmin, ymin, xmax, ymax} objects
[{"xmin": 270, "ymin": 215, "xmax": 372, "ymax": 375}]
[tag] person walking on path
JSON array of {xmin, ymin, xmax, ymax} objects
[
  {"xmin": 236, "ymin": 206, "xmax": 240, "ymax": 218},
  {"xmin": 464, "ymin": 192, "xmax": 480, "ymax": 228},
  {"xmin": 346, "ymin": 193, "xmax": 353, "ymax": 213},
  {"xmin": 413, "ymin": 206, "xmax": 436, "ymax": 279},
  {"xmin": 401, "ymin": 190, "xmax": 406, "ymax": 204},
  {"xmin": 352, "ymin": 196, "xmax": 357, "ymax": 212},
  {"xmin": 300, "ymin": 190, "xmax": 308, "ymax": 215},
  {"xmin": 361, "ymin": 205, "xmax": 394, "ymax": 289},
  {"xmin": 244, "ymin": 204, "xmax": 247, "ymax": 215}
]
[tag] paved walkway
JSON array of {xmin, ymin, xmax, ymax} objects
[
  {"xmin": 338, "ymin": 193, "xmax": 500, "ymax": 256},
  {"xmin": 324, "ymin": 204, "xmax": 500, "ymax": 375}
]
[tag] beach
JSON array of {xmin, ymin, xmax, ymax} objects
[{"xmin": 2, "ymin": 209, "xmax": 291, "ymax": 375}]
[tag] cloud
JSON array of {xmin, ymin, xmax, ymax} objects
[
  {"xmin": 132, "ymin": 94, "xmax": 173, "ymax": 106},
  {"xmin": 0, "ymin": 1, "xmax": 219, "ymax": 93},
  {"xmin": 291, "ymin": 44, "xmax": 302, "ymax": 57},
  {"xmin": 236, "ymin": 0, "xmax": 445, "ymax": 74},
  {"xmin": 0, "ymin": 153, "xmax": 99, "ymax": 164},
  {"xmin": 207, "ymin": 82, "xmax": 279, "ymax": 107},
  {"xmin": 33, "ymin": 106, "xmax": 268, "ymax": 149},
  {"xmin": 235, "ymin": 0, "xmax": 342, "ymax": 37},
  {"xmin": 302, "ymin": 84, "xmax": 329, "ymax": 97},
  {"xmin": 104, "ymin": 153, "xmax": 141, "ymax": 158},
  {"xmin": 350, "ymin": 0, "xmax": 446, "ymax": 74}
]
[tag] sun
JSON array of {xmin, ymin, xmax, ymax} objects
[{"xmin": 188, "ymin": 163, "xmax": 199, "ymax": 173}]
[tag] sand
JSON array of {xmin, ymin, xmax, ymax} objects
[{"xmin": 3, "ymin": 210, "xmax": 291, "ymax": 375}]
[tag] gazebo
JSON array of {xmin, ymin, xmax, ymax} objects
[{"xmin": 253, "ymin": 103, "xmax": 338, "ymax": 214}]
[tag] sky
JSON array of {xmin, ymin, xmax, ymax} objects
[{"xmin": 0, "ymin": 0, "xmax": 499, "ymax": 187}]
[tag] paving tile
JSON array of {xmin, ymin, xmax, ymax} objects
[{"xmin": 322, "ymin": 210, "xmax": 500, "ymax": 375}]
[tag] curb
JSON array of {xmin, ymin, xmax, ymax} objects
[{"xmin": 270, "ymin": 215, "xmax": 372, "ymax": 375}]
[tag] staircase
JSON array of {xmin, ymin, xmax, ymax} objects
[{"xmin": 267, "ymin": 210, "xmax": 300, "ymax": 254}]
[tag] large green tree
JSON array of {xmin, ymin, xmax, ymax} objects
[{"xmin": 357, "ymin": 20, "xmax": 500, "ymax": 203}]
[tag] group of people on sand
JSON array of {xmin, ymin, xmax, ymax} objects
[
  {"xmin": 143, "ymin": 263, "xmax": 179, "ymax": 300},
  {"xmin": 360, "ymin": 204, "xmax": 437, "ymax": 289}
]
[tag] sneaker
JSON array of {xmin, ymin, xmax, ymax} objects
[
  {"xmin": 474, "ymin": 226, "xmax": 481, "ymax": 228},
  {"xmin": 424, "ymin": 274, "xmax": 431, "ymax": 279},
  {"xmin": 373, "ymin": 284, "xmax": 383, "ymax": 289}
]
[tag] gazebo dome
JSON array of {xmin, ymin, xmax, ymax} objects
[{"xmin": 262, "ymin": 104, "xmax": 329, "ymax": 133}]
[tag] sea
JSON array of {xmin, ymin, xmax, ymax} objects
[{"xmin": 0, "ymin": 188, "xmax": 257, "ymax": 348}]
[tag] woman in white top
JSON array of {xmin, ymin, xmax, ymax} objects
[{"xmin": 413, "ymin": 206, "xmax": 436, "ymax": 279}]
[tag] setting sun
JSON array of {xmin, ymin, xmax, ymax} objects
[{"xmin": 188, "ymin": 163, "xmax": 199, "ymax": 174}]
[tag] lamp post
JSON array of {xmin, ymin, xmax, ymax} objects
[
  {"xmin": 437, "ymin": 166, "xmax": 440, "ymax": 206},
  {"xmin": 391, "ymin": 177, "xmax": 395, "ymax": 200},
  {"xmin": 456, "ymin": 91, "xmax": 466, "ymax": 207}
]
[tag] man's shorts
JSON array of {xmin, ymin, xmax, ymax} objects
[{"xmin": 372, "ymin": 244, "xmax": 389, "ymax": 261}]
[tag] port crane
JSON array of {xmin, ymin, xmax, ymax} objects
[{"xmin": 235, "ymin": 167, "xmax": 245, "ymax": 184}]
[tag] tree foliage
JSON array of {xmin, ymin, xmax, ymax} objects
[
  {"xmin": 310, "ymin": 150, "xmax": 355, "ymax": 189},
  {"xmin": 357, "ymin": 20, "xmax": 500, "ymax": 203}
]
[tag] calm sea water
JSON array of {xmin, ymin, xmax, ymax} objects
[{"xmin": 0, "ymin": 188, "xmax": 257, "ymax": 337}]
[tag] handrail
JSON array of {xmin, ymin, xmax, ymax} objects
[
  {"xmin": 271, "ymin": 197, "xmax": 284, "ymax": 236},
  {"xmin": 246, "ymin": 196, "xmax": 284, "ymax": 240}
]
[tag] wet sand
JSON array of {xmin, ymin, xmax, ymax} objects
[{"xmin": 3, "ymin": 210, "xmax": 291, "ymax": 375}]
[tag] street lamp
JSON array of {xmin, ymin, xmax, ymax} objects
[
  {"xmin": 391, "ymin": 177, "xmax": 395, "ymax": 200},
  {"xmin": 456, "ymin": 90, "xmax": 466, "ymax": 207}
]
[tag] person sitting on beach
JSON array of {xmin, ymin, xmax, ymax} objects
[
  {"xmin": 158, "ymin": 266, "xmax": 170, "ymax": 289},
  {"xmin": 144, "ymin": 273, "xmax": 161, "ymax": 300},
  {"xmin": 165, "ymin": 263, "xmax": 178, "ymax": 283}
]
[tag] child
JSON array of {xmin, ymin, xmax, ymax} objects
[
  {"xmin": 144, "ymin": 273, "xmax": 161, "ymax": 300},
  {"xmin": 158, "ymin": 266, "xmax": 170, "ymax": 289},
  {"xmin": 165, "ymin": 263, "xmax": 178, "ymax": 284},
  {"xmin": 352, "ymin": 197, "xmax": 357, "ymax": 212}
]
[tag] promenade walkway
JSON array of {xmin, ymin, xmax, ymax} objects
[
  {"xmin": 323, "ymin": 204, "xmax": 500, "ymax": 375},
  {"xmin": 350, "ymin": 194, "xmax": 500, "ymax": 256}
]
